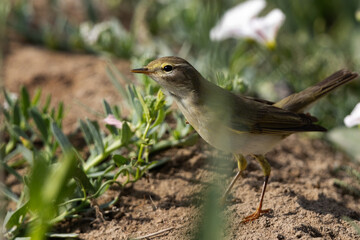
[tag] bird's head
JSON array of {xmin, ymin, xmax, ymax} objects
[{"xmin": 131, "ymin": 56, "xmax": 202, "ymax": 99}]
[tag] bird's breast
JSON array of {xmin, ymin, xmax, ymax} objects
[{"xmin": 175, "ymin": 98, "xmax": 283, "ymax": 155}]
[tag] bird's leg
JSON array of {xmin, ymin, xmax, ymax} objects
[
  {"xmin": 220, "ymin": 154, "xmax": 247, "ymax": 204},
  {"xmin": 242, "ymin": 154, "xmax": 272, "ymax": 223}
]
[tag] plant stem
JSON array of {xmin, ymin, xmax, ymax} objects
[
  {"xmin": 137, "ymin": 121, "xmax": 151, "ymax": 164},
  {"xmin": 83, "ymin": 139, "xmax": 122, "ymax": 172},
  {"xmin": 150, "ymin": 133, "xmax": 198, "ymax": 153},
  {"xmin": 49, "ymin": 201, "xmax": 89, "ymax": 225}
]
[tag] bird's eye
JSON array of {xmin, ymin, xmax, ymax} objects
[{"xmin": 163, "ymin": 65, "xmax": 173, "ymax": 72}]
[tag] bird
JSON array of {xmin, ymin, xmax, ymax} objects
[{"xmin": 131, "ymin": 56, "xmax": 358, "ymax": 222}]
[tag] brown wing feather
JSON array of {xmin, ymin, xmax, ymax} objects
[
  {"xmin": 229, "ymin": 97, "xmax": 326, "ymax": 134},
  {"xmin": 198, "ymin": 75, "xmax": 328, "ymax": 135}
]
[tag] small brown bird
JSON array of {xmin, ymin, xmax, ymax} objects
[{"xmin": 132, "ymin": 56, "xmax": 358, "ymax": 222}]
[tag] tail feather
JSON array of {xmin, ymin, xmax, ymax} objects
[{"xmin": 274, "ymin": 70, "xmax": 358, "ymax": 112}]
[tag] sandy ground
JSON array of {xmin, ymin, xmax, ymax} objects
[
  {"xmin": 4, "ymin": 43, "xmax": 132, "ymax": 134},
  {"xmin": 4, "ymin": 44, "xmax": 360, "ymax": 239}
]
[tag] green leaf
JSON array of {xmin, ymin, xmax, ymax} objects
[
  {"xmin": 30, "ymin": 108, "xmax": 49, "ymax": 142},
  {"xmin": 112, "ymin": 105, "xmax": 121, "ymax": 119},
  {"xmin": 136, "ymin": 88, "xmax": 150, "ymax": 122},
  {"xmin": 104, "ymin": 125, "xmax": 115, "ymax": 136},
  {"xmin": 3, "ymin": 108, "xmax": 10, "ymax": 121},
  {"xmin": 127, "ymin": 85, "xmax": 143, "ymax": 122},
  {"xmin": 79, "ymin": 119, "xmax": 93, "ymax": 146},
  {"xmin": 113, "ymin": 154, "xmax": 129, "ymax": 167},
  {"xmin": 11, "ymin": 125, "xmax": 30, "ymax": 141},
  {"xmin": 12, "ymin": 102, "xmax": 21, "ymax": 126},
  {"xmin": 87, "ymin": 165, "xmax": 115, "ymax": 178},
  {"xmin": 127, "ymin": 85, "xmax": 136, "ymax": 102},
  {"xmin": 327, "ymin": 127, "xmax": 360, "ymax": 160},
  {"xmin": 121, "ymin": 121, "xmax": 132, "ymax": 144},
  {"xmin": 99, "ymin": 195, "xmax": 119, "ymax": 209},
  {"xmin": 4, "ymin": 201, "xmax": 29, "ymax": 230},
  {"xmin": 4, "ymin": 90, "xmax": 15, "ymax": 108},
  {"xmin": 28, "ymin": 153, "xmax": 49, "ymax": 208},
  {"xmin": 20, "ymin": 86, "xmax": 30, "ymax": 120},
  {"xmin": 17, "ymin": 144, "xmax": 33, "ymax": 164},
  {"xmin": 3, "ymin": 144, "xmax": 21, "ymax": 163},
  {"xmin": 86, "ymin": 119, "xmax": 104, "ymax": 154},
  {"xmin": 73, "ymin": 166, "xmax": 95, "ymax": 193},
  {"xmin": 133, "ymin": 98, "xmax": 143, "ymax": 123},
  {"xmin": 2, "ymin": 161, "xmax": 23, "ymax": 182},
  {"xmin": 50, "ymin": 107, "xmax": 56, "ymax": 119},
  {"xmin": 155, "ymin": 89, "xmax": 166, "ymax": 110},
  {"xmin": 90, "ymin": 180, "xmax": 112, "ymax": 198},
  {"xmin": 29, "ymin": 152, "xmax": 77, "ymax": 222},
  {"xmin": 51, "ymin": 122, "xmax": 72, "ymax": 152},
  {"xmin": 102, "ymin": 99, "xmax": 113, "ymax": 115},
  {"xmin": 0, "ymin": 182, "xmax": 19, "ymax": 202},
  {"xmin": 42, "ymin": 94, "xmax": 52, "ymax": 113},
  {"xmin": 5, "ymin": 139, "xmax": 16, "ymax": 156},
  {"xmin": 31, "ymin": 88, "xmax": 42, "ymax": 106},
  {"xmin": 56, "ymin": 101, "xmax": 64, "ymax": 124},
  {"xmin": 151, "ymin": 108, "xmax": 166, "ymax": 128}
]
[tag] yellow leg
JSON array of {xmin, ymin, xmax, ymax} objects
[
  {"xmin": 242, "ymin": 154, "xmax": 272, "ymax": 223},
  {"xmin": 220, "ymin": 154, "xmax": 247, "ymax": 204}
]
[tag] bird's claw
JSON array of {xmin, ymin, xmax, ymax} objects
[{"xmin": 241, "ymin": 208, "xmax": 272, "ymax": 223}]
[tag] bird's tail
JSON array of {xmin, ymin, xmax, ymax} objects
[{"xmin": 274, "ymin": 70, "xmax": 358, "ymax": 113}]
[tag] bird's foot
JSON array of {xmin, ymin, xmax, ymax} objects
[{"xmin": 241, "ymin": 208, "xmax": 272, "ymax": 223}]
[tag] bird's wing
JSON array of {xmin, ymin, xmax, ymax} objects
[
  {"xmin": 222, "ymin": 95, "xmax": 326, "ymax": 135},
  {"xmin": 198, "ymin": 77, "xmax": 326, "ymax": 135},
  {"xmin": 242, "ymin": 95, "xmax": 274, "ymax": 105}
]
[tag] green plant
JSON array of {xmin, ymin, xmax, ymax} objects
[
  {"xmin": 327, "ymin": 103, "xmax": 360, "ymax": 235},
  {"xmin": 8, "ymin": 0, "xmax": 133, "ymax": 57},
  {"xmin": 334, "ymin": 165, "xmax": 360, "ymax": 234},
  {"xmin": 333, "ymin": 166, "xmax": 360, "ymax": 197},
  {"xmin": 1, "ymin": 75, "xmax": 195, "ymax": 238}
]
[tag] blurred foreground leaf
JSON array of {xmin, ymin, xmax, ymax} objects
[
  {"xmin": 28, "ymin": 152, "xmax": 77, "ymax": 240},
  {"xmin": 327, "ymin": 127, "xmax": 360, "ymax": 161}
]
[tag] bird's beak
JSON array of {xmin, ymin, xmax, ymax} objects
[{"xmin": 131, "ymin": 67, "xmax": 152, "ymax": 75}]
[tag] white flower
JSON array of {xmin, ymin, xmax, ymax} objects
[
  {"xmin": 210, "ymin": 0, "xmax": 285, "ymax": 47},
  {"xmin": 104, "ymin": 114, "xmax": 123, "ymax": 129},
  {"xmin": 80, "ymin": 19, "xmax": 125, "ymax": 45},
  {"xmin": 344, "ymin": 103, "xmax": 360, "ymax": 127},
  {"xmin": 80, "ymin": 23, "xmax": 99, "ymax": 45}
]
